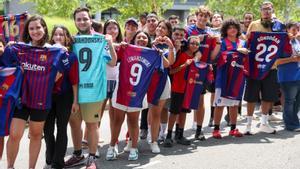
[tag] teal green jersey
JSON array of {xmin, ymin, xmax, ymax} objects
[{"xmin": 73, "ymin": 34, "xmax": 111, "ymax": 103}]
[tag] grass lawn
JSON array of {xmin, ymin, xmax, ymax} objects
[{"xmin": 44, "ymin": 16, "xmax": 77, "ymax": 35}]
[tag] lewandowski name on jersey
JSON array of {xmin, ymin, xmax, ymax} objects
[
  {"xmin": 245, "ymin": 32, "xmax": 292, "ymax": 80},
  {"xmin": 116, "ymin": 45, "xmax": 163, "ymax": 108},
  {"xmin": 73, "ymin": 34, "xmax": 111, "ymax": 103}
]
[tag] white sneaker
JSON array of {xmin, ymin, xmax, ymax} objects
[
  {"xmin": 150, "ymin": 141, "xmax": 160, "ymax": 154},
  {"xmin": 128, "ymin": 148, "xmax": 139, "ymax": 161},
  {"xmin": 192, "ymin": 122, "xmax": 197, "ymax": 131},
  {"xmin": 43, "ymin": 164, "xmax": 51, "ymax": 169},
  {"xmin": 106, "ymin": 146, "xmax": 117, "ymax": 161},
  {"xmin": 114, "ymin": 144, "xmax": 119, "ymax": 154},
  {"xmin": 124, "ymin": 140, "xmax": 132, "ymax": 152},
  {"xmin": 259, "ymin": 124, "xmax": 276, "ymax": 134},
  {"xmin": 244, "ymin": 124, "xmax": 253, "ymax": 135},
  {"xmin": 147, "ymin": 132, "xmax": 152, "ymax": 144},
  {"xmin": 268, "ymin": 114, "xmax": 281, "ymax": 122}
]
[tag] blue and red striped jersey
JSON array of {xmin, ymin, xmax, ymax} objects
[
  {"xmin": 185, "ymin": 25, "xmax": 216, "ymax": 64},
  {"xmin": 245, "ymin": 32, "xmax": 292, "ymax": 80},
  {"xmin": 185, "ymin": 24, "xmax": 212, "ymax": 38},
  {"xmin": 1, "ymin": 44, "xmax": 69, "ymax": 110},
  {"xmin": 216, "ymin": 38, "xmax": 246, "ymax": 100},
  {"xmin": 182, "ymin": 62, "xmax": 210, "ymax": 110},
  {"xmin": 116, "ymin": 45, "xmax": 163, "ymax": 108},
  {"xmin": 0, "ymin": 67, "xmax": 22, "ymax": 136},
  {"xmin": 0, "ymin": 13, "xmax": 28, "ymax": 43}
]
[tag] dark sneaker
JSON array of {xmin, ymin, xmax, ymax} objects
[
  {"xmin": 163, "ymin": 138, "xmax": 173, "ymax": 147},
  {"xmin": 208, "ymin": 118, "xmax": 214, "ymax": 127},
  {"xmin": 85, "ymin": 156, "xmax": 97, "ymax": 169},
  {"xmin": 195, "ymin": 131, "xmax": 206, "ymax": 141},
  {"xmin": 64, "ymin": 155, "xmax": 85, "ymax": 168},
  {"xmin": 139, "ymin": 129, "xmax": 148, "ymax": 139},
  {"xmin": 176, "ymin": 136, "xmax": 191, "ymax": 145}
]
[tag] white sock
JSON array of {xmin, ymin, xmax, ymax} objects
[
  {"xmin": 261, "ymin": 114, "xmax": 268, "ymax": 125},
  {"xmin": 160, "ymin": 123, "xmax": 167, "ymax": 136},
  {"xmin": 246, "ymin": 116, "xmax": 253, "ymax": 126}
]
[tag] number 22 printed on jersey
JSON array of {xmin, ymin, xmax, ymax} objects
[{"xmin": 245, "ymin": 32, "xmax": 292, "ymax": 80}]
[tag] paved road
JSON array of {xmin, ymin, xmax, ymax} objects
[{"xmin": 1, "ymin": 93, "xmax": 300, "ymax": 169}]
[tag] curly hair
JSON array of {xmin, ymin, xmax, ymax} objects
[{"xmin": 220, "ymin": 18, "xmax": 241, "ymax": 38}]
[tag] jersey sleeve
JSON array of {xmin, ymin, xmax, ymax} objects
[
  {"xmin": 282, "ymin": 37, "xmax": 293, "ymax": 58},
  {"xmin": 103, "ymin": 42, "xmax": 112, "ymax": 63},
  {"xmin": 116, "ymin": 45, "xmax": 125, "ymax": 61},
  {"xmin": 56, "ymin": 51, "xmax": 70, "ymax": 73},
  {"xmin": 68, "ymin": 53, "xmax": 79, "ymax": 85},
  {"xmin": 0, "ymin": 45, "xmax": 18, "ymax": 66}
]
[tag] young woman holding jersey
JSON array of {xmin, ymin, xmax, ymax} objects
[{"xmin": 43, "ymin": 25, "xmax": 79, "ymax": 169}]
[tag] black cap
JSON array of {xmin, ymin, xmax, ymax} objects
[{"xmin": 125, "ymin": 18, "xmax": 138, "ymax": 27}]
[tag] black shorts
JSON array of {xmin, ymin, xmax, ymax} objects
[
  {"xmin": 244, "ymin": 70, "xmax": 279, "ymax": 102},
  {"xmin": 169, "ymin": 92, "xmax": 191, "ymax": 115},
  {"xmin": 107, "ymin": 80, "xmax": 116, "ymax": 99},
  {"xmin": 13, "ymin": 106, "xmax": 49, "ymax": 122}
]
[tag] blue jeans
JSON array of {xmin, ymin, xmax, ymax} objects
[{"xmin": 280, "ymin": 81, "xmax": 300, "ymax": 130}]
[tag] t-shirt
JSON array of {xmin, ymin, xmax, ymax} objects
[
  {"xmin": 116, "ymin": 45, "xmax": 163, "ymax": 108},
  {"xmin": 245, "ymin": 32, "xmax": 292, "ymax": 80},
  {"xmin": 73, "ymin": 34, "xmax": 111, "ymax": 103},
  {"xmin": 277, "ymin": 38, "xmax": 300, "ymax": 82},
  {"xmin": 182, "ymin": 62, "xmax": 210, "ymax": 110},
  {"xmin": 216, "ymin": 38, "xmax": 246, "ymax": 100},
  {"xmin": 1, "ymin": 44, "xmax": 69, "ymax": 110},
  {"xmin": 0, "ymin": 67, "xmax": 22, "ymax": 136},
  {"xmin": 171, "ymin": 52, "xmax": 194, "ymax": 93}
]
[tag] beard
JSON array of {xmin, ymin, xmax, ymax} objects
[{"xmin": 261, "ymin": 19, "xmax": 273, "ymax": 29}]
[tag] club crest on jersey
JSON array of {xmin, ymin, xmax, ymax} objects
[
  {"xmin": 40, "ymin": 54, "xmax": 47, "ymax": 61},
  {"xmin": 0, "ymin": 83, "xmax": 9, "ymax": 90},
  {"xmin": 127, "ymin": 91, "xmax": 137, "ymax": 97}
]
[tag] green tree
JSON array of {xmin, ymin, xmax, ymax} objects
[
  {"xmin": 206, "ymin": 0, "xmax": 300, "ymax": 21},
  {"xmin": 21, "ymin": 0, "xmax": 174, "ymax": 19}
]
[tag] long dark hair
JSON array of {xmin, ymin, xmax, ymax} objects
[
  {"xmin": 49, "ymin": 25, "xmax": 74, "ymax": 50},
  {"xmin": 130, "ymin": 31, "xmax": 152, "ymax": 48},
  {"xmin": 103, "ymin": 19, "xmax": 123, "ymax": 43},
  {"xmin": 156, "ymin": 20, "xmax": 173, "ymax": 39},
  {"xmin": 22, "ymin": 15, "xmax": 49, "ymax": 46}
]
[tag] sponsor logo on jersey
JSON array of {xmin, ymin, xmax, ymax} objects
[
  {"xmin": 21, "ymin": 62, "xmax": 45, "ymax": 71},
  {"xmin": 0, "ymin": 83, "xmax": 9, "ymax": 90},
  {"xmin": 39, "ymin": 54, "xmax": 47, "ymax": 61}
]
